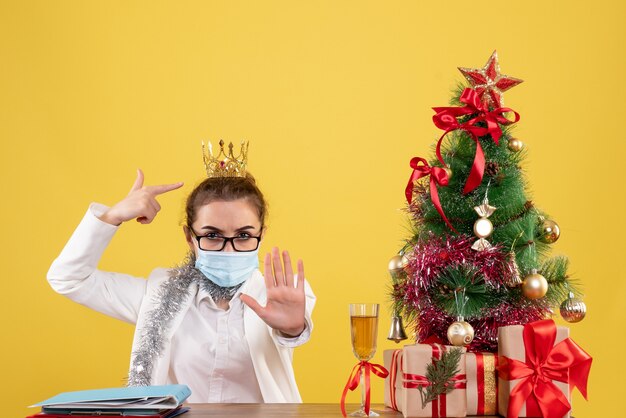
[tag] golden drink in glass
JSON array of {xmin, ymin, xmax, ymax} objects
[
  {"xmin": 349, "ymin": 303, "xmax": 380, "ymax": 417},
  {"xmin": 351, "ymin": 315, "xmax": 378, "ymax": 361}
]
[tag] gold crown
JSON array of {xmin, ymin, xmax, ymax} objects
[{"xmin": 202, "ymin": 140, "xmax": 249, "ymax": 178}]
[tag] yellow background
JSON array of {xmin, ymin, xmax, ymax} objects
[{"xmin": 1, "ymin": 1, "xmax": 624, "ymax": 417}]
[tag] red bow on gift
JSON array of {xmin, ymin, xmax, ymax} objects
[
  {"xmin": 498, "ymin": 319, "xmax": 592, "ymax": 418},
  {"xmin": 340, "ymin": 361, "xmax": 389, "ymax": 417},
  {"xmin": 432, "ymin": 88, "xmax": 520, "ymax": 194},
  {"xmin": 403, "ymin": 373, "xmax": 467, "ymax": 418},
  {"xmin": 405, "ymin": 157, "xmax": 456, "ymax": 232}
]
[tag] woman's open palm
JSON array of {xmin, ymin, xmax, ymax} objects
[{"xmin": 240, "ymin": 247, "xmax": 306, "ymax": 337}]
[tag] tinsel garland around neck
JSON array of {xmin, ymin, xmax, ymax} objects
[{"xmin": 127, "ymin": 255, "xmax": 244, "ymax": 386}]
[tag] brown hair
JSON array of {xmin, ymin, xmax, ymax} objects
[{"xmin": 185, "ymin": 173, "xmax": 268, "ymax": 228}]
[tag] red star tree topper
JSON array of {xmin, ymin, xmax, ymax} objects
[{"xmin": 458, "ymin": 50, "xmax": 523, "ymax": 109}]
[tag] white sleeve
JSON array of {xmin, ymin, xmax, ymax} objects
[
  {"xmin": 47, "ymin": 203, "xmax": 147, "ymax": 324},
  {"xmin": 273, "ymin": 322, "xmax": 312, "ymax": 348}
]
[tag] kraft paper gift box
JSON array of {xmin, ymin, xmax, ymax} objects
[
  {"xmin": 401, "ymin": 344, "xmax": 467, "ymax": 418},
  {"xmin": 497, "ymin": 320, "xmax": 592, "ymax": 418},
  {"xmin": 464, "ymin": 352, "xmax": 498, "ymax": 416},
  {"xmin": 384, "ymin": 349, "xmax": 406, "ymax": 412}
]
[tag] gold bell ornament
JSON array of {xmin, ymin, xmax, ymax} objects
[
  {"xmin": 387, "ymin": 253, "xmax": 409, "ymax": 343},
  {"xmin": 387, "ymin": 315, "xmax": 408, "ymax": 343}
]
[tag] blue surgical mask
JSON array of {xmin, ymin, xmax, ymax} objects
[{"xmin": 195, "ymin": 248, "xmax": 260, "ymax": 287}]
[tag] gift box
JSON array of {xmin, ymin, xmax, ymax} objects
[
  {"xmin": 497, "ymin": 320, "xmax": 592, "ymax": 418},
  {"xmin": 401, "ymin": 344, "xmax": 467, "ymax": 417},
  {"xmin": 465, "ymin": 352, "xmax": 498, "ymax": 416},
  {"xmin": 384, "ymin": 349, "xmax": 405, "ymax": 412}
]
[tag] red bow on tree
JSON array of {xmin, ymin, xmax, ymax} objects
[
  {"xmin": 498, "ymin": 320, "xmax": 592, "ymax": 418},
  {"xmin": 432, "ymin": 88, "xmax": 520, "ymax": 194},
  {"xmin": 405, "ymin": 157, "xmax": 456, "ymax": 232}
]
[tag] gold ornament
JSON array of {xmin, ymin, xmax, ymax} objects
[
  {"xmin": 506, "ymin": 251, "xmax": 522, "ymax": 287},
  {"xmin": 202, "ymin": 140, "xmax": 249, "ymax": 178},
  {"xmin": 521, "ymin": 269, "xmax": 548, "ymax": 299},
  {"xmin": 539, "ymin": 219, "xmax": 560, "ymax": 244},
  {"xmin": 388, "ymin": 254, "xmax": 409, "ymax": 275},
  {"xmin": 472, "ymin": 198, "xmax": 496, "ymax": 251},
  {"xmin": 560, "ymin": 292, "xmax": 587, "ymax": 323},
  {"xmin": 507, "ymin": 138, "xmax": 524, "ymax": 152},
  {"xmin": 447, "ymin": 318, "xmax": 475, "ymax": 346},
  {"xmin": 444, "ymin": 167, "xmax": 453, "ymax": 180}
]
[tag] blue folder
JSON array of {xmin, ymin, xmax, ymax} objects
[{"xmin": 31, "ymin": 384, "xmax": 191, "ymax": 413}]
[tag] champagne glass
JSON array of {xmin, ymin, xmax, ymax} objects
[{"xmin": 349, "ymin": 303, "xmax": 380, "ymax": 417}]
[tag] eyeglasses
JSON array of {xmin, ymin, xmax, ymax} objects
[{"xmin": 190, "ymin": 230, "xmax": 262, "ymax": 252}]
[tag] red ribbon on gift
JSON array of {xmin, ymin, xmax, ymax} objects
[
  {"xmin": 475, "ymin": 353, "xmax": 486, "ymax": 415},
  {"xmin": 405, "ymin": 157, "xmax": 456, "ymax": 232},
  {"xmin": 402, "ymin": 344, "xmax": 467, "ymax": 418},
  {"xmin": 388, "ymin": 349, "xmax": 403, "ymax": 411},
  {"xmin": 432, "ymin": 88, "xmax": 520, "ymax": 194},
  {"xmin": 471, "ymin": 352, "xmax": 498, "ymax": 415},
  {"xmin": 498, "ymin": 319, "xmax": 592, "ymax": 418},
  {"xmin": 340, "ymin": 360, "xmax": 389, "ymax": 417}
]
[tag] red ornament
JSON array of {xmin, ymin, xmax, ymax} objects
[{"xmin": 458, "ymin": 51, "xmax": 523, "ymax": 108}]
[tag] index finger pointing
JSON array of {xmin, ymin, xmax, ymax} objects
[{"xmin": 146, "ymin": 182, "xmax": 184, "ymax": 196}]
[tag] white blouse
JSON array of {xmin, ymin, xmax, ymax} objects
[
  {"xmin": 168, "ymin": 282, "xmax": 263, "ymax": 402},
  {"xmin": 167, "ymin": 270, "xmax": 310, "ymax": 403}
]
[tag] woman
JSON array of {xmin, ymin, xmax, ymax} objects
[{"xmin": 47, "ymin": 150, "xmax": 315, "ymax": 403}]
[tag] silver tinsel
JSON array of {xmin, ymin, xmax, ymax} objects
[{"xmin": 127, "ymin": 254, "xmax": 243, "ymax": 386}]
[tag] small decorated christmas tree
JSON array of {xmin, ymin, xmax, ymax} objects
[{"xmin": 389, "ymin": 51, "xmax": 587, "ymax": 352}]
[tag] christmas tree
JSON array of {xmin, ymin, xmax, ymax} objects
[{"xmin": 390, "ymin": 51, "xmax": 587, "ymax": 352}]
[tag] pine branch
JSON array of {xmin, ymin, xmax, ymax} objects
[
  {"xmin": 541, "ymin": 255, "xmax": 582, "ymax": 304},
  {"xmin": 432, "ymin": 265, "xmax": 489, "ymax": 318},
  {"xmin": 418, "ymin": 347, "xmax": 463, "ymax": 407}
]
